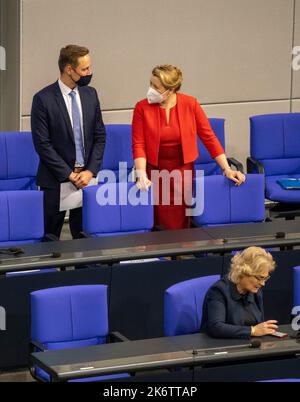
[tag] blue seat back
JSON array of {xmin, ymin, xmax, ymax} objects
[
  {"xmin": 250, "ymin": 114, "xmax": 300, "ymax": 177},
  {"xmin": 193, "ymin": 174, "xmax": 265, "ymax": 226},
  {"xmin": 83, "ymin": 183, "xmax": 153, "ymax": 236},
  {"xmin": 101, "ymin": 124, "xmax": 134, "ymax": 182},
  {"xmin": 164, "ymin": 275, "xmax": 220, "ymax": 336},
  {"xmin": 0, "ymin": 191, "xmax": 44, "ymax": 246},
  {"xmin": 0, "ymin": 132, "xmax": 39, "ymax": 190},
  {"xmin": 194, "ymin": 118, "xmax": 225, "ymax": 175},
  {"xmin": 31, "ymin": 285, "xmax": 109, "ymax": 349},
  {"xmin": 259, "ymin": 379, "xmax": 300, "ymax": 382},
  {"xmin": 293, "ymin": 266, "xmax": 300, "ymax": 307}
]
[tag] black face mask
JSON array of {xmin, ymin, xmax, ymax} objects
[{"xmin": 75, "ymin": 73, "xmax": 93, "ymax": 87}]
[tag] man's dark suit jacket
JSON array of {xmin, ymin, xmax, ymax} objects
[
  {"xmin": 31, "ymin": 81, "xmax": 106, "ymax": 188},
  {"xmin": 201, "ymin": 277, "xmax": 264, "ymax": 339}
]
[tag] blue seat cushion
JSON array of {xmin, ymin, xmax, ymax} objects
[
  {"xmin": 250, "ymin": 114, "xmax": 300, "ymax": 160},
  {"xmin": 164, "ymin": 275, "xmax": 220, "ymax": 336},
  {"xmin": 193, "ymin": 174, "xmax": 265, "ymax": 226},
  {"xmin": 0, "ymin": 132, "xmax": 38, "ymax": 190},
  {"xmin": 83, "ymin": 183, "xmax": 153, "ymax": 235},
  {"xmin": 0, "ymin": 239, "xmax": 41, "ymax": 247},
  {"xmin": 259, "ymin": 379, "xmax": 300, "ymax": 382},
  {"xmin": 266, "ymin": 175, "xmax": 300, "ymax": 203},
  {"xmin": 69, "ymin": 373, "xmax": 130, "ymax": 382},
  {"xmin": 194, "ymin": 118, "xmax": 225, "ymax": 176},
  {"xmin": 101, "ymin": 124, "xmax": 133, "ymax": 183},
  {"xmin": 0, "ymin": 177, "xmax": 37, "ymax": 191},
  {"xmin": 31, "ymin": 285, "xmax": 109, "ymax": 345},
  {"xmin": 0, "ymin": 191, "xmax": 44, "ymax": 242},
  {"xmin": 92, "ymin": 230, "xmax": 150, "ymax": 237},
  {"xmin": 293, "ymin": 266, "xmax": 300, "ymax": 306}
]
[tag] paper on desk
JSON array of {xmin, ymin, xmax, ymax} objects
[{"xmin": 59, "ymin": 178, "xmax": 98, "ymax": 211}]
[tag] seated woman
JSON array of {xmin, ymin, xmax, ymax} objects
[{"xmin": 202, "ymin": 247, "xmax": 277, "ymax": 339}]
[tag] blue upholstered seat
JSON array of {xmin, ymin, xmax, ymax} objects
[
  {"xmin": 259, "ymin": 379, "xmax": 300, "ymax": 382},
  {"xmin": 293, "ymin": 266, "xmax": 300, "ymax": 307},
  {"xmin": 0, "ymin": 191, "xmax": 44, "ymax": 246},
  {"xmin": 248, "ymin": 114, "xmax": 300, "ymax": 203},
  {"xmin": 0, "ymin": 132, "xmax": 39, "ymax": 191},
  {"xmin": 164, "ymin": 275, "xmax": 220, "ymax": 336},
  {"xmin": 30, "ymin": 285, "xmax": 129, "ymax": 382},
  {"xmin": 193, "ymin": 174, "xmax": 265, "ymax": 226},
  {"xmin": 194, "ymin": 118, "xmax": 225, "ymax": 176},
  {"xmin": 101, "ymin": 124, "xmax": 134, "ymax": 183},
  {"xmin": 0, "ymin": 191, "xmax": 57, "ymax": 276},
  {"xmin": 83, "ymin": 182, "xmax": 153, "ymax": 237}
]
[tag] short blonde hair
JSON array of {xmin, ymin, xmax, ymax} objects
[
  {"xmin": 228, "ymin": 247, "xmax": 276, "ymax": 285},
  {"xmin": 152, "ymin": 65, "xmax": 183, "ymax": 92}
]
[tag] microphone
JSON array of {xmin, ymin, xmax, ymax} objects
[
  {"xmin": 249, "ymin": 339, "xmax": 261, "ymax": 348},
  {"xmin": 19, "ymin": 251, "xmax": 62, "ymax": 259},
  {"xmin": 0, "ymin": 247, "xmax": 24, "ymax": 256},
  {"xmin": 192, "ymin": 339, "xmax": 261, "ymax": 356}
]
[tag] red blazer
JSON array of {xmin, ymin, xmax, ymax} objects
[{"xmin": 132, "ymin": 93, "xmax": 224, "ymax": 166}]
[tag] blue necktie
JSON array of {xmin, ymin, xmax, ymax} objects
[{"xmin": 69, "ymin": 90, "xmax": 84, "ymax": 166}]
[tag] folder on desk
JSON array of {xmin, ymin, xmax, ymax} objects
[{"xmin": 277, "ymin": 178, "xmax": 300, "ymax": 190}]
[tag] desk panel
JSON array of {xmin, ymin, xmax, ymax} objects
[
  {"xmin": 193, "ymin": 358, "xmax": 300, "ymax": 382},
  {"xmin": 1, "ymin": 220, "xmax": 300, "ymax": 369},
  {"xmin": 203, "ymin": 220, "xmax": 300, "ymax": 251},
  {"xmin": 31, "ymin": 327, "xmax": 300, "ymax": 382},
  {"xmin": 0, "ymin": 266, "xmax": 111, "ymax": 368},
  {"xmin": 0, "ymin": 229, "xmax": 222, "ymax": 274},
  {"xmin": 109, "ymin": 257, "xmax": 223, "ymax": 340}
]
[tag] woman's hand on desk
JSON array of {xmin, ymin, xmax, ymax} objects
[{"xmin": 251, "ymin": 320, "xmax": 278, "ymax": 337}]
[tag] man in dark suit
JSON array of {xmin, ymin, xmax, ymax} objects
[{"xmin": 31, "ymin": 45, "xmax": 106, "ymax": 239}]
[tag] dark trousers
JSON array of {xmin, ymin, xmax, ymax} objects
[{"xmin": 41, "ymin": 186, "xmax": 82, "ymax": 239}]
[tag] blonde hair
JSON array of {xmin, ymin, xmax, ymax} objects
[
  {"xmin": 228, "ymin": 247, "xmax": 276, "ymax": 285},
  {"xmin": 152, "ymin": 65, "xmax": 183, "ymax": 92}
]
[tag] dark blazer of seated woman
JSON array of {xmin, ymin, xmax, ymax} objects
[
  {"xmin": 201, "ymin": 247, "xmax": 277, "ymax": 339},
  {"xmin": 201, "ymin": 277, "xmax": 264, "ymax": 339}
]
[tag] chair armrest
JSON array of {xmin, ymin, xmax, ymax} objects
[
  {"xmin": 152, "ymin": 225, "xmax": 166, "ymax": 232},
  {"xmin": 28, "ymin": 340, "xmax": 49, "ymax": 381},
  {"xmin": 80, "ymin": 231, "xmax": 91, "ymax": 238},
  {"xmin": 108, "ymin": 331, "xmax": 131, "ymax": 343},
  {"xmin": 227, "ymin": 157, "xmax": 244, "ymax": 173},
  {"xmin": 43, "ymin": 234, "xmax": 59, "ymax": 242},
  {"xmin": 247, "ymin": 157, "xmax": 265, "ymax": 174},
  {"xmin": 30, "ymin": 340, "xmax": 48, "ymax": 353}
]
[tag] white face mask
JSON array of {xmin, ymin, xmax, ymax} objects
[{"xmin": 146, "ymin": 87, "xmax": 168, "ymax": 104}]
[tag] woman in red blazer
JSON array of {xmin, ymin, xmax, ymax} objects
[{"xmin": 132, "ymin": 65, "xmax": 245, "ymax": 230}]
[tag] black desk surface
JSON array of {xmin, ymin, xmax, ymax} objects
[
  {"xmin": 1, "ymin": 219, "xmax": 300, "ymax": 274},
  {"xmin": 202, "ymin": 219, "xmax": 300, "ymax": 250},
  {"xmin": 0, "ymin": 228, "xmax": 223, "ymax": 274},
  {"xmin": 31, "ymin": 326, "xmax": 300, "ymax": 381}
]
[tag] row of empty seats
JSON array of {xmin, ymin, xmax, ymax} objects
[
  {"xmin": 2, "ymin": 114, "xmax": 300, "ymax": 207},
  {"xmin": 0, "ymin": 174, "xmax": 266, "ymax": 247},
  {"xmin": 0, "ymin": 118, "xmax": 226, "ymax": 190}
]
